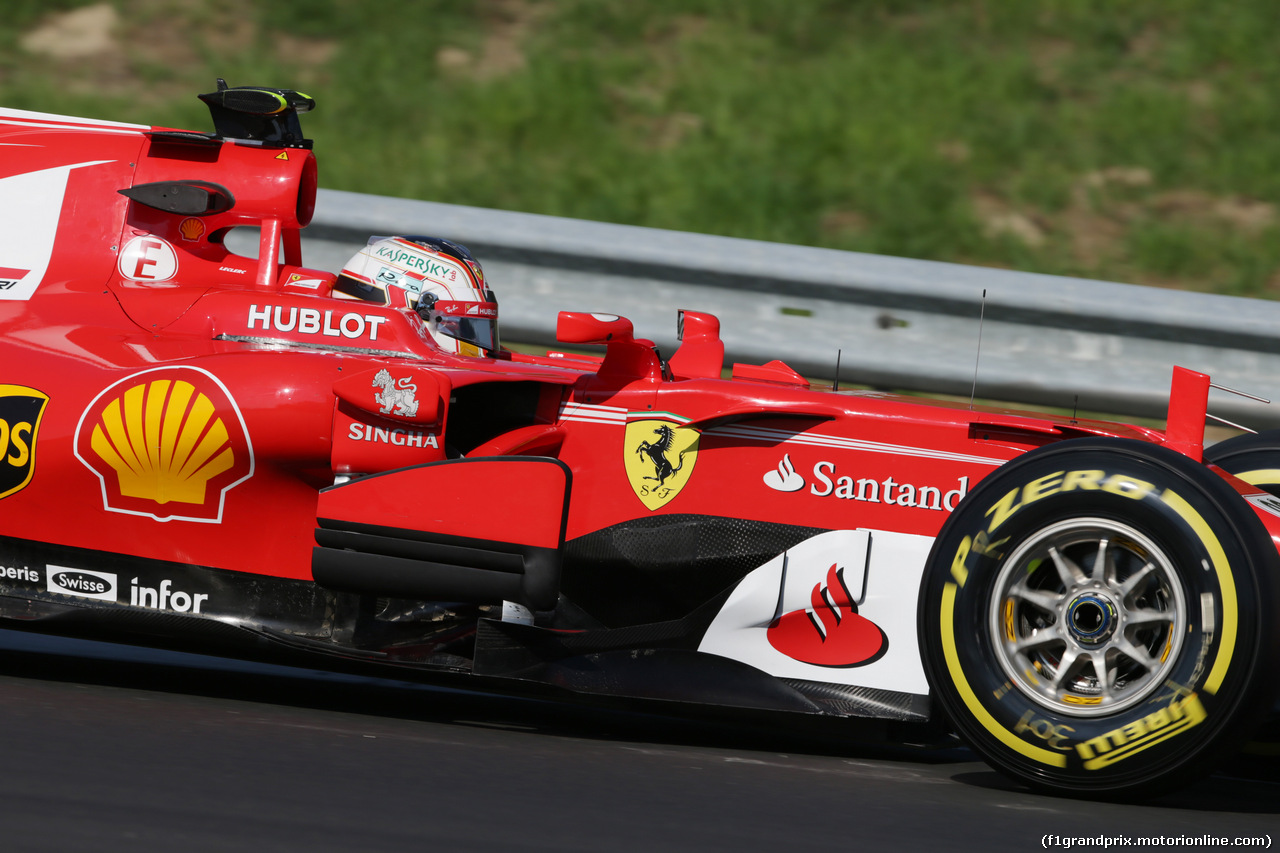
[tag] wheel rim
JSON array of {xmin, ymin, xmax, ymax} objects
[{"xmin": 988, "ymin": 518, "xmax": 1187, "ymax": 717}]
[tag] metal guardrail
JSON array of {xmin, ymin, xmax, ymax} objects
[{"xmin": 256, "ymin": 188, "xmax": 1280, "ymax": 428}]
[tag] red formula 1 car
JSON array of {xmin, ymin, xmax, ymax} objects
[{"xmin": 2, "ymin": 82, "xmax": 1277, "ymax": 798}]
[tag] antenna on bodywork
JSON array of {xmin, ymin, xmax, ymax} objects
[
  {"xmin": 832, "ymin": 349, "xmax": 842, "ymax": 392},
  {"xmin": 969, "ymin": 289, "xmax": 987, "ymax": 410},
  {"xmin": 1207, "ymin": 381, "xmax": 1269, "ymax": 434}
]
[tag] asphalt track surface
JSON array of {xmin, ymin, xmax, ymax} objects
[{"xmin": 0, "ymin": 628, "xmax": 1275, "ymax": 853}]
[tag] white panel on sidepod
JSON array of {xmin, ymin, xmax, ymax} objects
[{"xmin": 698, "ymin": 528, "xmax": 932, "ymax": 695}]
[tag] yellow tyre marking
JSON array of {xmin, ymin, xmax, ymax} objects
[
  {"xmin": 1159, "ymin": 489, "xmax": 1237, "ymax": 695},
  {"xmin": 940, "ymin": 583, "xmax": 1067, "ymax": 767},
  {"xmin": 1076, "ymin": 694, "xmax": 1206, "ymax": 770},
  {"xmin": 1237, "ymin": 468, "xmax": 1280, "ymax": 487}
]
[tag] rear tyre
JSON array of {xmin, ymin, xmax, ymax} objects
[
  {"xmin": 1206, "ymin": 429, "xmax": 1280, "ymax": 495},
  {"xmin": 918, "ymin": 438, "xmax": 1280, "ymax": 797}
]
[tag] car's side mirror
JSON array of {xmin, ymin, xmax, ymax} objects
[
  {"xmin": 555, "ymin": 312, "xmax": 635, "ymax": 345},
  {"xmin": 668, "ymin": 310, "xmax": 724, "ymax": 379},
  {"xmin": 555, "ymin": 312, "xmax": 663, "ymax": 381}
]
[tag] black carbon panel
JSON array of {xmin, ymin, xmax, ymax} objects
[
  {"xmin": 781, "ymin": 678, "xmax": 931, "ymax": 722},
  {"xmin": 562, "ymin": 515, "xmax": 826, "ymax": 627}
]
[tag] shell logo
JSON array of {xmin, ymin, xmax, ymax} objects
[
  {"xmin": 74, "ymin": 367, "xmax": 253, "ymax": 522},
  {"xmin": 178, "ymin": 217, "xmax": 206, "ymax": 242}
]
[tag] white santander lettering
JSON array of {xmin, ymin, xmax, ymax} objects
[
  {"xmin": 804, "ymin": 461, "xmax": 967, "ymax": 513},
  {"xmin": 810, "ymin": 460, "xmax": 834, "ymax": 496}
]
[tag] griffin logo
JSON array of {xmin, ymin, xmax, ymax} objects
[
  {"xmin": 767, "ymin": 562, "xmax": 887, "ymax": 667},
  {"xmin": 373, "ymin": 369, "xmax": 419, "ymax": 417},
  {"xmin": 74, "ymin": 367, "xmax": 253, "ymax": 522},
  {"xmin": 0, "ymin": 385, "xmax": 49, "ymax": 500},
  {"xmin": 624, "ymin": 419, "xmax": 699, "ymax": 511}
]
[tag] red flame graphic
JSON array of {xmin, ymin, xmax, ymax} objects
[{"xmin": 766, "ymin": 563, "xmax": 887, "ymax": 667}]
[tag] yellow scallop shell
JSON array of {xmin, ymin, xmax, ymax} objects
[{"xmin": 89, "ymin": 379, "xmax": 235, "ymax": 505}]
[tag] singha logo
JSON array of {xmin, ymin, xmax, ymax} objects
[
  {"xmin": 623, "ymin": 419, "xmax": 699, "ymax": 511},
  {"xmin": 373, "ymin": 369, "xmax": 418, "ymax": 418}
]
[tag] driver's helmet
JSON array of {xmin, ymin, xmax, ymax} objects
[{"xmin": 335, "ymin": 235, "xmax": 499, "ymax": 356}]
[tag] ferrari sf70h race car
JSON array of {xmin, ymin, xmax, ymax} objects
[{"xmin": 2, "ymin": 82, "xmax": 1278, "ymax": 798}]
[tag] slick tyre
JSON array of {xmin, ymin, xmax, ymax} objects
[
  {"xmin": 1206, "ymin": 428, "xmax": 1280, "ymax": 495},
  {"xmin": 918, "ymin": 438, "xmax": 1280, "ymax": 797}
]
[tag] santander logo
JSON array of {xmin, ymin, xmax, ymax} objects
[
  {"xmin": 766, "ymin": 562, "xmax": 887, "ymax": 667},
  {"xmin": 763, "ymin": 453, "xmax": 805, "ymax": 492},
  {"xmin": 762, "ymin": 454, "xmax": 968, "ymax": 512}
]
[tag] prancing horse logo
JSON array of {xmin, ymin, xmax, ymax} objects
[
  {"xmin": 624, "ymin": 419, "xmax": 699, "ymax": 511},
  {"xmin": 636, "ymin": 424, "xmax": 687, "ymax": 485}
]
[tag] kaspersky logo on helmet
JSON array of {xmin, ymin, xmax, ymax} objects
[{"xmin": 373, "ymin": 241, "xmax": 469, "ymax": 288}]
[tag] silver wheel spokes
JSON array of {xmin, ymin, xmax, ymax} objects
[{"xmin": 991, "ymin": 519, "xmax": 1186, "ymax": 717}]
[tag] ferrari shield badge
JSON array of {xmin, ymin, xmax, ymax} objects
[
  {"xmin": 0, "ymin": 385, "xmax": 49, "ymax": 500},
  {"xmin": 625, "ymin": 418, "xmax": 699, "ymax": 511}
]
